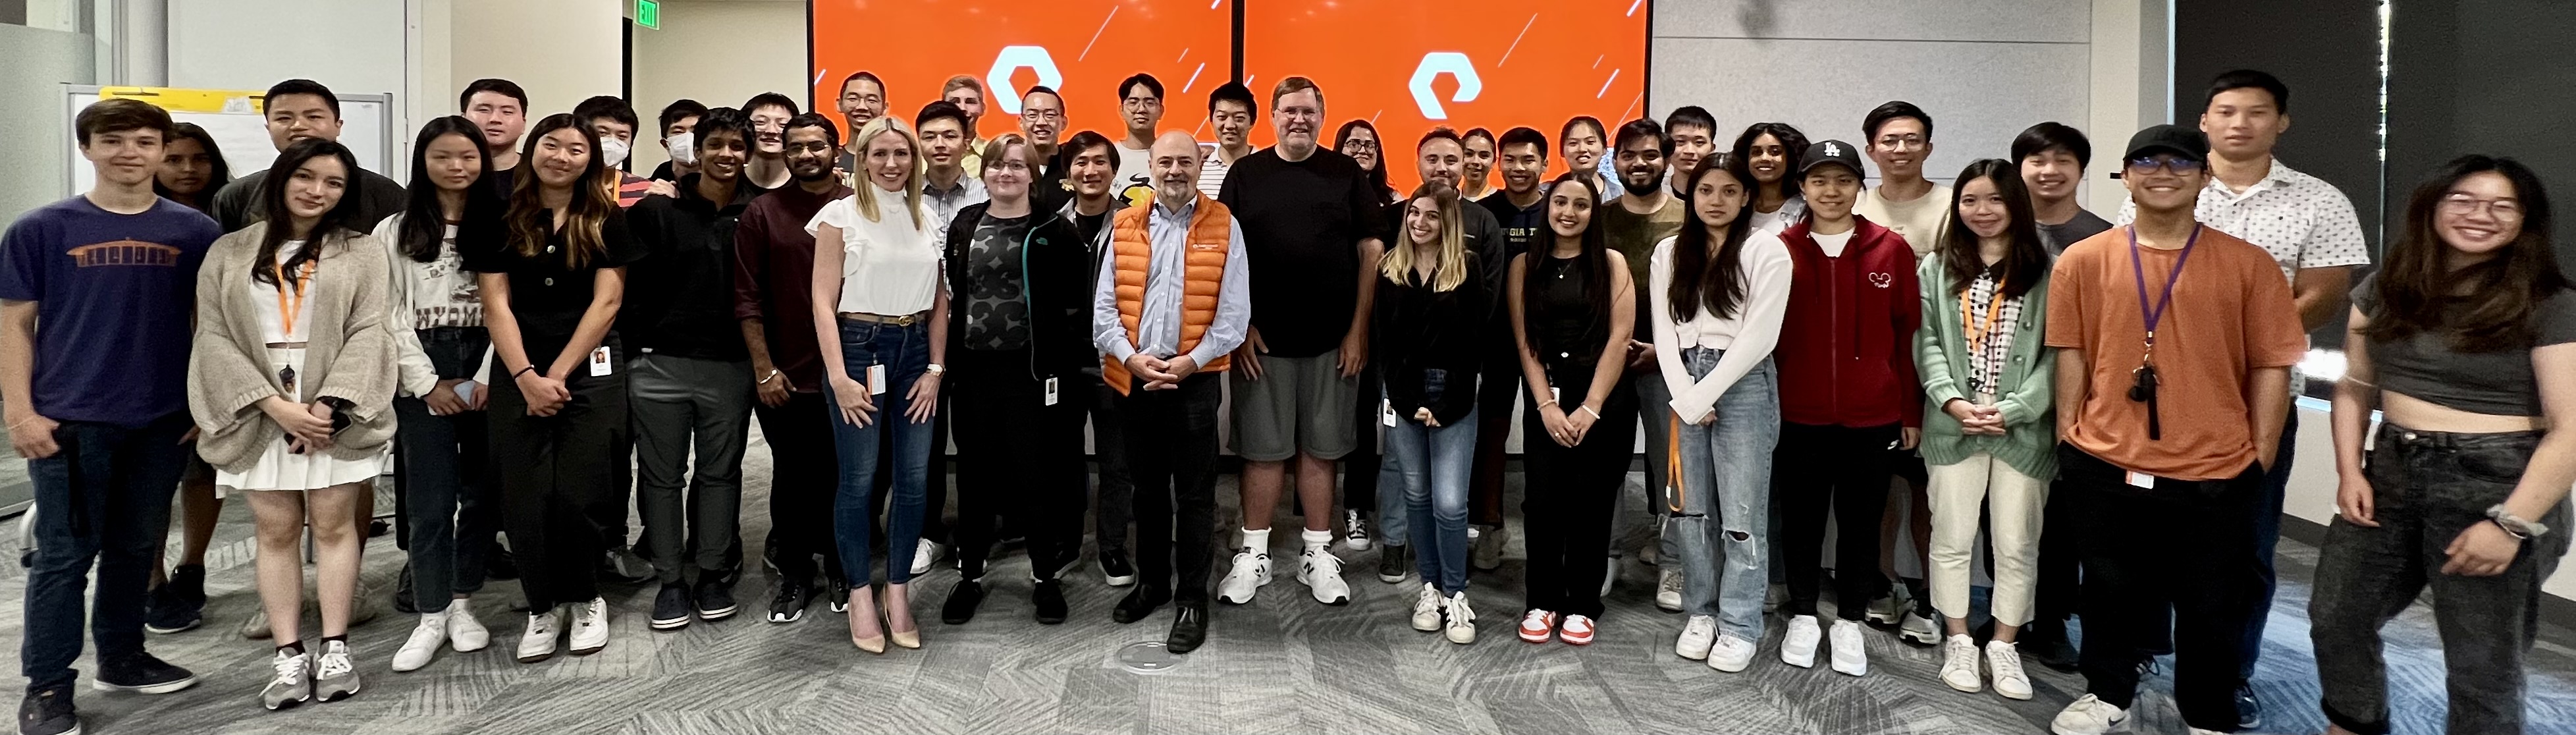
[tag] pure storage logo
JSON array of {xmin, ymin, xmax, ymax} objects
[
  {"xmin": 986, "ymin": 45, "xmax": 1063, "ymax": 116},
  {"xmin": 810, "ymin": 1, "xmax": 1229, "ymax": 142},
  {"xmin": 1409, "ymin": 53, "xmax": 1482, "ymax": 120}
]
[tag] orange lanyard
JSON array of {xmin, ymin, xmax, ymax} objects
[
  {"xmin": 273, "ymin": 258, "xmax": 315, "ymax": 338},
  {"xmin": 1958, "ymin": 279, "xmax": 2006, "ymax": 357}
]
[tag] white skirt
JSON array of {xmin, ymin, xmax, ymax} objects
[{"xmin": 215, "ymin": 347, "xmax": 386, "ymax": 493}]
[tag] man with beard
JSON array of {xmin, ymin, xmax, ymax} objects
[
  {"xmin": 1596, "ymin": 118, "xmax": 1688, "ymax": 607},
  {"xmin": 733, "ymin": 113, "xmax": 855, "ymax": 623}
]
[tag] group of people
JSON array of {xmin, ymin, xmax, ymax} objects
[{"xmin": 3, "ymin": 64, "xmax": 2567, "ymax": 735}]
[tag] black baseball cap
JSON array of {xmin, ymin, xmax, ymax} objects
[
  {"xmin": 2122, "ymin": 124, "xmax": 2209, "ymax": 163},
  {"xmin": 1798, "ymin": 138, "xmax": 1866, "ymax": 178}
]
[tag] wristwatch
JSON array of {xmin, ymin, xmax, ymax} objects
[
  {"xmin": 2487, "ymin": 504, "xmax": 2549, "ymax": 539},
  {"xmin": 924, "ymin": 363, "xmax": 947, "ymax": 376}
]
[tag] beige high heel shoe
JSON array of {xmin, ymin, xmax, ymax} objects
[
  {"xmin": 885, "ymin": 584, "xmax": 921, "ymax": 650},
  {"xmin": 848, "ymin": 585, "xmax": 884, "ymax": 654}
]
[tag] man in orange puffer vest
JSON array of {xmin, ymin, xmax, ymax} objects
[{"xmin": 1089, "ymin": 131, "xmax": 1249, "ymax": 654}]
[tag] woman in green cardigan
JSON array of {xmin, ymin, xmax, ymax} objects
[{"xmin": 1914, "ymin": 159, "xmax": 2056, "ymax": 702}]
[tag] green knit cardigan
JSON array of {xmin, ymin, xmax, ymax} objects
[{"xmin": 1914, "ymin": 256, "xmax": 2058, "ymax": 479}]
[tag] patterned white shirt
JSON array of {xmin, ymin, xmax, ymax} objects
[{"xmin": 2116, "ymin": 158, "xmax": 2371, "ymax": 285}]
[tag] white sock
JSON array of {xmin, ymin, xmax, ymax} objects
[
  {"xmin": 421, "ymin": 610, "xmax": 449, "ymax": 624},
  {"xmin": 1301, "ymin": 528, "xmax": 1334, "ymax": 550},
  {"xmin": 1241, "ymin": 528, "xmax": 1270, "ymax": 555}
]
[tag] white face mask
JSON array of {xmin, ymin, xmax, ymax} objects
[
  {"xmin": 665, "ymin": 132, "xmax": 697, "ymax": 166},
  {"xmin": 599, "ymin": 137, "xmax": 631, "ymax": 169}
]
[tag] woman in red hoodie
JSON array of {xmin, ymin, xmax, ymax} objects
[{"xmin": 1767, "ymin": 140, "xmax": 1924, "ymax": 678}]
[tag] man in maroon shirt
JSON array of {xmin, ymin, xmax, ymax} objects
[{"xmin": 734, "ymin": 113, "xmax": 854, "ymax": 623}]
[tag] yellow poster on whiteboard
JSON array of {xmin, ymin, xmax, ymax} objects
[{"xmin": 94, "ymin": 86, "xmax": 267, "ymax": 115}]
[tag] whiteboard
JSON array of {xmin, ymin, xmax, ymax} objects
[{"xmin": 63, "ymin": 86, "xmax": 398, "ymax": 198}]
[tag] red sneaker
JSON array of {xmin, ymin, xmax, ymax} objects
[
  {"xmin": 1560, "ymin": 614, "xmax": 1597, "ymax": 645},
  {"xmin": 1517, "ymin": 609, "xmax": 1559, "ymax": 643}
]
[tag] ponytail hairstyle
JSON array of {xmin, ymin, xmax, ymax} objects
[
  {"xmin": 250, "ymin": 138, "xmax": 364, "ymax": 292},
  {"xmin": 2366, "ymin": 154, "xmax": 2567, "ymax": 352},
  {"xmin": 1522, "ymin": 172, "xmax": 1613, "ymax": 358},
  {"xmin": 847, "ymin": 116, "xmax": 928, "ymax": 231},
  {"xmin": 504, "ymin": 113, "xmax": 618, "ymax": 268},
  {"xmin": 398, "ymin": 116, "xmax": 504, "ymax": 263},
  {"xmin": 1668, "ymin": 153, "xmax": 1757, "ymax": 321},
  {"xmin": 1938, "ymin": 158, "xmax": 2052, "ymax": 299},
  {"xmin": 1379, "ymin": 182, "xmax": 1468, "ymax": 292}
]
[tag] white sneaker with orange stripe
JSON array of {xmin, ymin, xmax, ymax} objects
[
  {"xmin": 1559, "ymin": 614, "xmax": 1597, "ymax": 645},
  {"xmin": 1517, "ymin": 609, "xmax": 1559, "ymax": 643}
]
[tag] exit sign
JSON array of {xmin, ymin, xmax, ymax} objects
[{"xmin": 635, "ymin": 0, "xmax": 660, "ymax": 30}]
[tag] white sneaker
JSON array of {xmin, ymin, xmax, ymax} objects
[
  {"xmin": 1900, "ymin": 609, "xmax": 1941, "ymax": 646},
  {"xmin": 446, "ymin": 607, "xmax": 490, "ymax": 652},
  {"xmin": 909, "ymin": 540, "xmax": 946, "ymax": 576},
  {"xmin": 1987, "ymin": 640, "xmax": 2033, "ymax": 701},
  {"xmin": 516, "ymin": 611, "xmax": 559, "ymax": 663},
  {"xmin": 313, "ymin": 640, "xmax": 360, "ymax": 702},
  {"xmin": 1939, "ymin": 634, "xmax": 1981, "ymax": 693},
  {"xmin": 1299, "ymin": 547, "xmax": 1351, "ymax": 605},
  {"xmin": 2049, "ymin": 694, "xmax": 2129, "ymax": 735},
  {"xmin": 1654, "ymin": 570, "xmax": 1684, "ymax": 612},
  {"xmin": 1342, "ymin": 510, "xmax": 1373, "ymax": 552},
  {"xmin": 1441, "ymin": 593, "xmax": 1477, "ymax": 645},
  {"xmin": 1216, "ymin": 549, "xmax": 1271, "ymax": 604},
  {"xmin": 1829, "ymin": 620, "xmax": 1869, "ymax": 676},
  {"xmin": 568, "ymin": 597, "xmax": 610, "ymax": 655},
  {"xmin": 1673, "ymin": 615, "xmax": 1717, "ymax": 661},
  {"xmin": 1599, "ymin": 557, "xmax": 1619, "ymax": 597},
  {"xmin": 1779, "ymin": 614, "xmax": 1821, "ymax": 668},
  {"xmin": 1864, "ymin": 591, "xmax": 1906, "ymax": 625},
  {"xmin": 1410, "ymin": 584, "xmax": 1443, "ymax": 632},
  {"xmin": 1764, "ymin": 583, "xmax": 1787, "ymax": 613},
  {"xmin": 241, "ymin": 608, "xmax": 271, "ymax": 640},
  {"xmin": 392, "ymin": 613, "xmax": 449, "ymax": 672},
  {"xmin": 1707, "ymin": 634, "xmax": 1758, "ymax": 672}
]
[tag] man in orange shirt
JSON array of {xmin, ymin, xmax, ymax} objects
[{"xmin": 2042, "ymin": 124, "xmax": 2304, "ymax": 735}]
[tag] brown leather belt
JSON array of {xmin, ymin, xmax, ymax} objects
[{"xmin": 838, "ymin": 311, "xmax": 928, "ymax": 327}]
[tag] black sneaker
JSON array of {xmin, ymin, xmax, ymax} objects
[
  {"xmin": 600, "ymin": 547, "xmax": 654, "ymax": 585},
  {"xmin": 2236, "ymin": 682, "xmax": 2263, "ymax": 729},
  {"xmin": 486, "ymin": 541, "xmax": 520, "ymax": 581},
  {"xmin": 90, "ymin": 653, "xmax": 197, "ymax": 695},
  {"xmin": 1112, "ymin": 587, "xmax": 1170, "ymax": 624},
  {"xmin": 766, "ymin": 580, "xmax": 810, "ymax": 624},
  {"xmin": 694, "ymin": 578, "xmax": 738, "ymax": 622},
  {"xmin": 18, "ymin": 687, "xmax": 76, "ymax": 735},
  {"xmin": 1377, "ymin": 545, "xmax": 1410, "ymax": 584},
  {"xmin": 649, "ymin": 584, "xmax": 693, "ymax": 630},
  {"xmin": 1098, "ymin": 551, "xmax": 1137, "ymax": 587},
  {"xmin": 392, "ymin": 566, "xmax": 419, "ymax": 615},
  {"xmin": 828, "ymin": 579, "xmax": 852, "ymax": 614},
  {"xmin": 1032, "ymin": 579, "xmax": 1068, "ymax": 625},
  {"xmin": 142, "ymin": 585, "xmax": 200, "ymax": 636},
  {"xmin": 941, "ymin": 579, "xmax": 986, "ymax": 624}
]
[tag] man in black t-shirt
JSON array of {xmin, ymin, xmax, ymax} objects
[
  {"xmin": 1213, "ymin": 77, "xmax": 1384, "ymax": 607},
  {"xmin": 212, "ymin": 79, "xmax": 408, "ymax": 232},
  {"xmin": 1466, "ymin": 126, "xmax": 1552, "ymax": 564}
]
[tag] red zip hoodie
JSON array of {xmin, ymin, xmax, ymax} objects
[{"xmin": 1775, "ymin": 215, "xmax": 1923, "ymax": 429}]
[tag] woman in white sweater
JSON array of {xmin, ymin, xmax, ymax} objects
[{"xmin": 1648, "ymin": 154, "xmax": 1794, "ymax": 673}]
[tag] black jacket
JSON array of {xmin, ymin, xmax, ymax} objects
[
  {"xmin": 942, "ymin": 202, "xmax": 1096, "ymax": 383},
  {"xmin": 1371, "ymin": 257, "xmax": 1489, "ymax": 426},
  {"xmin": 621, "ymin": 174, "xmax": 765, "ymax": 360}
]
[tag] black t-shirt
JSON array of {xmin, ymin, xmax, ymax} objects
[
  {"xmin": 462, "ymin": 209, "xmax": 646, "ymax": 368},
  {"xmin": 1218, "ymin": 148, "xmax": 1386, "ymax": 358}
]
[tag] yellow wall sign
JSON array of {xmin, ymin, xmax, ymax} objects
[{"xmin": 95, "ymin": 86, "xmax": 268, "ymax": 115}]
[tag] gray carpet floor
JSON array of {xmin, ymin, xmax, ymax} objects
[{"xmin": 4, "ymin": 440, "xmax": 2575, "ymax": 735}]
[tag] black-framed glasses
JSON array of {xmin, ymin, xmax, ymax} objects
[{"xmin": 2125, "ymin": 156, "xmax": 2204, "ymax": 175}]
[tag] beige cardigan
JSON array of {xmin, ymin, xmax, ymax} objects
[{"xmin": 187, "ymin": 222, "xmax": 398, "ymax": 473}]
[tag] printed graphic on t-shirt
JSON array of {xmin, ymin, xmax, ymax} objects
[
  {"xmin": 67, "ymin": 239, "xmax": 184, "ymax": 267},
  {"xmin": 1116, "ymin": 173, "xmax": 1156, "ymax": 209},
  {"xmin": 416, "ymin": 248, "xmax": 485, "ymax": 329}
]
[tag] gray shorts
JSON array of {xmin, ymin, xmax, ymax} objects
[{"xmin": 1228, "ymin": 350, "xmax": 1358, "ymax": 462}]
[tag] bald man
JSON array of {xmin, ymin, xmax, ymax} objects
[{"xmin": 1093, "ymin": 130, "xmax": 1251, "ymax": 653}]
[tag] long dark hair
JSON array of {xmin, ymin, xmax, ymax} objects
[
  {"xmin": 398, "ymin": 116, "xmax": 505, "ymax": 263},
  {"xmin": 1669, "ymin": 153, "xmax": 1758, "ymax": 321},
  {"xmin": 1522, "ymin": 172, "xmax": 1614, "ymax": 356},
  {"xmin": 153, "ymin": 122, "xmax": 230, "ymax": 209},
  {"xmin": 250, "ymin": 138, "xmax": 364, "ymax": 292},
  {"xmin": 2365, "ymin": 155, "xmax": 2567, "ymax": 352},
  {"xmin": 1335, "ymin": 119, "xmax": 1391, "ymax": 199},
  {"xmin": 505, "ymin": 113, "xmax": 618, "ymax": 268},
  {"xmin": 1730, "ymin": 122, "xmax": 1810, "ymax": 205},
  {"xmin": 1939, "ymin": 159, "xmax": 2052, "ymax": 300}
]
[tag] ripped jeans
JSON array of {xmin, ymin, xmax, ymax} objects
[{"xmin": 1667, "ymin": 347, "xmax": 1779, "ymax": 640}]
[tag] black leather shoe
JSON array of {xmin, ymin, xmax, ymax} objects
[
  {"xmin": 1165, "ymin": 603, "xmax": 1209, "ymax": 653},
  {"xmin": 2235, "ymin": 682, "xmax": 2263, "ymax": 729},
  {"xmin": 1032, "ymin": 579, "xmax": 1069, "ymax": 625},
  {"xmin": 941, "ymin": 579, "xmax": 985, "ymax": 624},
  {"xmin": 2023, "ymin": 620, "xmax": 2081, "ymax": 672},
  {"xmin": 1112, "ymin": 587, "xmax": 1169, "ymax": 624}
]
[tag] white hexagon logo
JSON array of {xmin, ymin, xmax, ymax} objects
[
  {"xmin": 1409, "ymin": 52, "xmax": 1482, "ymax": 120},
  {"xmin": 987, "ymin": 45, "xmax": 1065, "ymax": 116}
]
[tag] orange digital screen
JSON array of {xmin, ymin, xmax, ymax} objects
[
  {"xmin": 1242, "ymin": 0, "xmax": 1649, "ymax": 189},
  {"xmin": 809, "ymin": 0, "xmax": 1234, "ymax": 144}
]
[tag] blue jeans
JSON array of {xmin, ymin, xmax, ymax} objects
[
  {"xmin": 1669, "ymin": 348, "xmax": 1779, "ymax": 640},
  {"xmin": 826, "ymin": 319, "xmax": 932, "ymax": 586},
  {"xmin": 1383, "ymin": 400, "xmax": 1477, "ymax": 594},
  {"xmin": 394, "ymin": 327, "xmax": 493, "ymax": 612},
  {"xmin": 21, "ymin": 412, "xmax": 192, "ymax": 693}
]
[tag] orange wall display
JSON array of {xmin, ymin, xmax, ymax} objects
[{"xmin": 809, "ymin": 1, "xmax": 1235, "ymax": 144}]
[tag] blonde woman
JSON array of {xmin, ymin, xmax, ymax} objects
[
  {"xmin": 807, "ymin": 117, "xmax": 948, "ymax": 653},
  {"xmin": 1374, "ymin": 182, "xmax": 1488, "ymax": 643}
]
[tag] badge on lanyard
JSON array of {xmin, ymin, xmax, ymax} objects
[{"xmin": 2125, "ymin": 225, "xmax": 2201, "ymax": 441}]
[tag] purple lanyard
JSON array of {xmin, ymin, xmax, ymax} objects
[{"xmin": 2126, "ymin": 224, "xmax": 2203, "ymax": 363}]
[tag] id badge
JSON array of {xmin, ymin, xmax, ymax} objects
[
  {"xmin": 2124, "ymin": 470, "xmax": 2157, "ymax": 490},
  {"xmin": 1381, "ymin": 399, "xmax": 1399, "ymax": 427},
  {"xmin": 1549, "ymin": 387, "xmax": 1561, "ymax": 404},
  {"xmin": 867, "ymin": 364, "xmax": 887, "ymax": 395},
  {"xmin": 1044, "ymin": 377, "xmax": 1060, "ymax": 406},
  {"xmin": 588, "ymin": 346, "xmax": 614, "ymax": 377}
]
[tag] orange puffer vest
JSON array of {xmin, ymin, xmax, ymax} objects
[{"xmin": 1102, "ymin": 196, "xmax": 1234, "ymax": 395}]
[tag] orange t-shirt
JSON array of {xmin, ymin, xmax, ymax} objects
[{"xmin": 2044, "ymin": 225, "xmax": 2305, "ymax": 480}]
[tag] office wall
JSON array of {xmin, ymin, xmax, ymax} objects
[
  {"xmin": 168, "ymin": 0, "xmax": 407, "ymax": 123},
  {"xmin": 0, "ymin": 22, "xmax": 95, "ymax": 240},
  {"xmin": 2386, "ymin": 0, "xmax": 2575, "ymax": 271},
  {"xmin": 446, "ymin": 0, "xmax": 624, "ymax": 137},
  {"xmin": 628, "ymin": 0, "xmax": 806, "ymax": 177}
]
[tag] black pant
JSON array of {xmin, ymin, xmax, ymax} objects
[
  {"xmin": 2031, "ymin": 476, "xmax": 2080, "ymax": 628},
  {"xmin": 1121, "ymin": 373, "xmax": 1222, "ymax": 604},
  {"xmin": 20, "ymin": 413, "xmax": 190, "ymax": 693},
  {"xmin": 1466, "ymin": 358, "xmax": 1518, "ymax": 528},
  {"xmin": 1519, "ymin": 377, "xmax": 1637, "ymax": 620},
  {"xmin": 2062, "ymin": 445, "xmax": 2261, "ymax": 730},
  {"xmin": 1088, "ymin": 381, "xmax": 1135, "ymax": 555},
  {"xmin": 1774, "ymin": 422, "xmax": 1898, "ymax": 620},
  {"xmin": 489, "ymin": 365, "xmax": 628, "ymax": 610},
  {"xmin": 949, "ymin": 349, "xmax": 1087, "ymax": 580},
  {"xmin": 1333, "ymin": 366, "xmax": 1382, "ymax": 521},
  {"xmin": 755, "ymin": 391, "xmax": 842, "ymax": 583}
]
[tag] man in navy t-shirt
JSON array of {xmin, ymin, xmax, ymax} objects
[{"xmin": 1, "ymin": 98, "xmax": 217, "ymax": 735}]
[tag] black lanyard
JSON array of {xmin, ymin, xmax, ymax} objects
[{"xmin": 2124, "ymin": 224, "xmax": 2201, "ymax": 439}]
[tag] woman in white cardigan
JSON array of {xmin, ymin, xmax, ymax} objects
[{"xmin": 187, "ymin": 138, "xmax": 396, "ymax": 711}]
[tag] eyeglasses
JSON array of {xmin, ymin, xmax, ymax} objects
[
  {"xmin": 1021, "ymin": 109, "xmax": 1063, "ymax": 122},
  {"xmin": 1875, "ymin": 134, "xmax": 1927, "ymax": 151},
  {"xmin": 987, "ymin": 161, "xmax": 1031, "ymax": 174},
  {"xmin": 1341, "ymin": 140, "xmax": 1379, "ymax": 152},
  {"xmin": 2125, "ymin": 156, "xmax": 2205, "ymax": 175},
  {"xmin": 2440, "ymin": 194, "xmax": 2524, "ymax": 221},
  {"xmin": 1121, "ymin": 98, "xmax": 1162, "ymax": 111}
]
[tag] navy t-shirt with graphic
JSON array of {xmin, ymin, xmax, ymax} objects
[{"xmin": 0, "ymin": 196, "xmax": 221, "ymax": 426}]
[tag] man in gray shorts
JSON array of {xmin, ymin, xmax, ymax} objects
[{"xmin": 1212, "ymin": 77, "xmax": 1386, "ymax": 606}]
